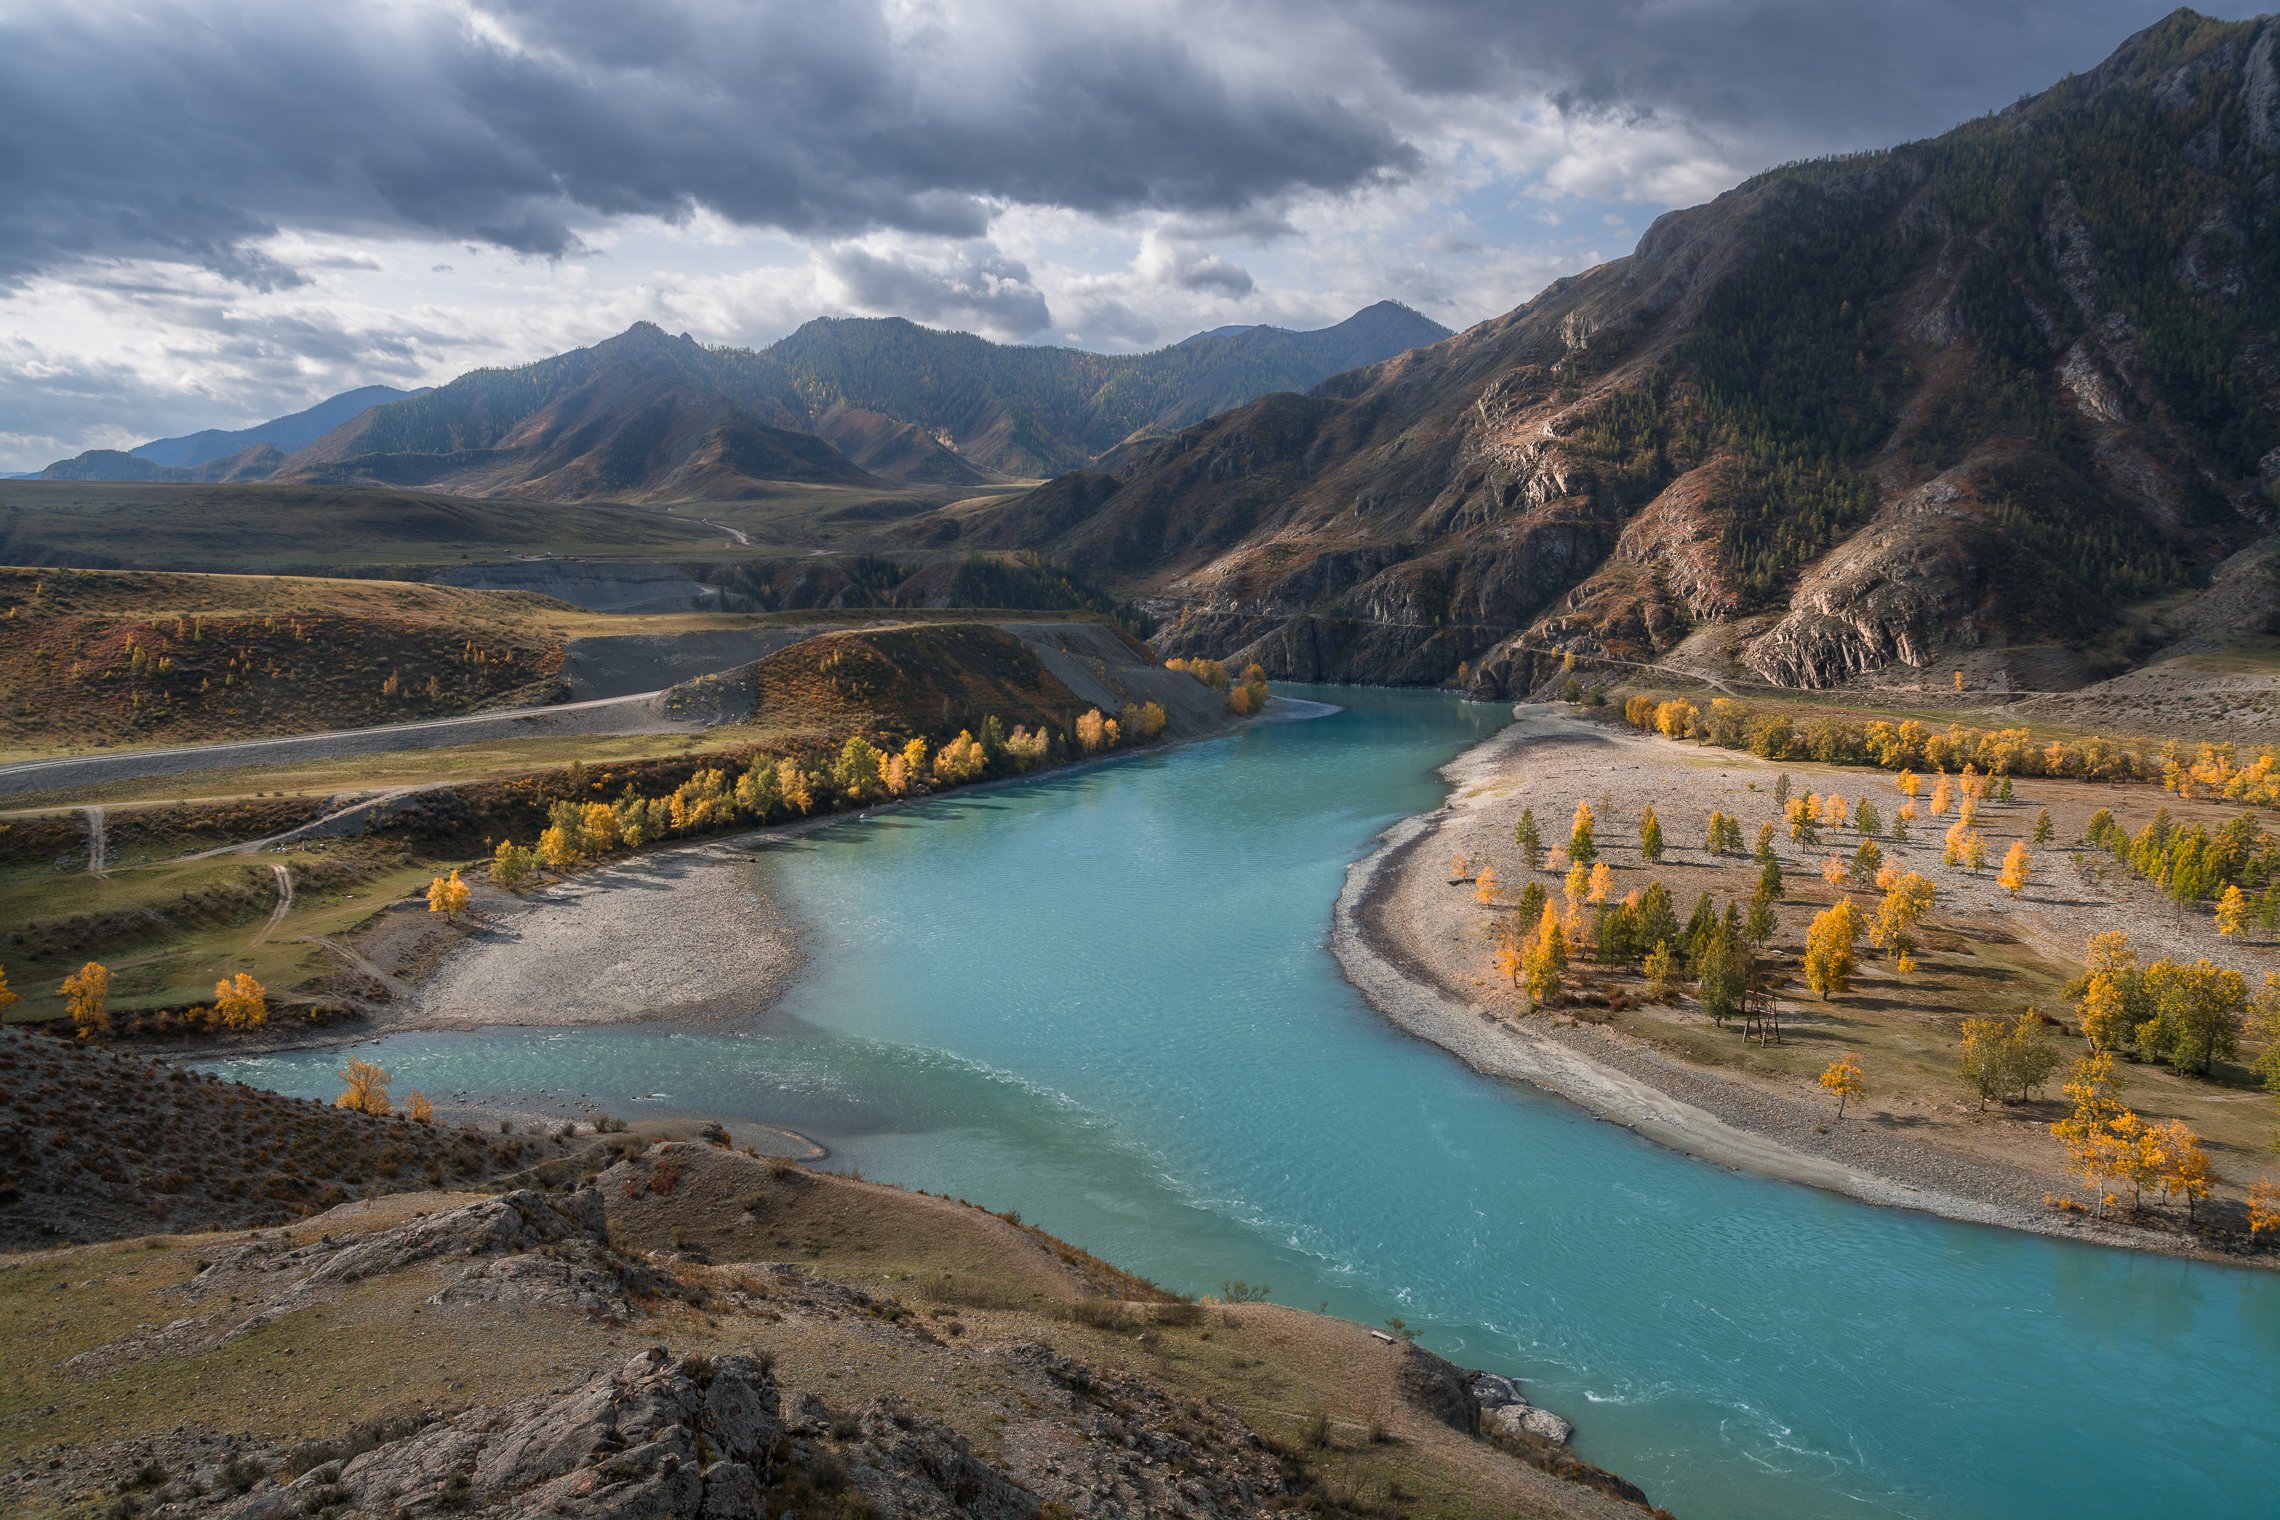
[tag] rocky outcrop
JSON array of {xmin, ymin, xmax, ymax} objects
[{"xmin": 225, "ymin": 1348, "xmax": 781, "ymax": 1520}]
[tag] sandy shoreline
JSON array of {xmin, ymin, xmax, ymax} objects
[
  {"xmin": 222, "ymin": 695, "xmax": 1336, "ymax": 1055},
  {"xmin": 1329, "ymin": 707, "xmax": 2265, "ymax": 1267}
]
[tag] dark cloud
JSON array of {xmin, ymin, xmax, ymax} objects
[
  {"xmin": 0, "ymin": 0, "xmax": 1416, "ymax": 289},
  {"xmin": 1335, "ymin": 0, "xmax": 2225, "ymax": 153},
  {"xmin": 823, "ymin": 245, "xmax": 1054, "ymax": 337},
  {"xmin": 1169, "ymin": 253, "xmax": 1256, "ymax": 297}
]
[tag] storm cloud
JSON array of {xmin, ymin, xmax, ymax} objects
[
  {"xmin": 0, "ymin": 0, "xmax": 2202, "ymax": 290},
  {"xmin": 0, "ymin": 0, "xmax": 1415, "ymax": 290}
]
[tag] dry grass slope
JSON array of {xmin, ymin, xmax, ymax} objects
[{"xmin": 0, "ymin": 1031, "xmax": 575, "ymax": 1248}]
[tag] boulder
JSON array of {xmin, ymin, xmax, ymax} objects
[
  {"xmin": 1483, "ymin": 1402, "xmax": 1574, "ymax": 1447},
  {"xmin": 1465, "ymin": 1371, "xmax": 1527, "ymax": 1410}
]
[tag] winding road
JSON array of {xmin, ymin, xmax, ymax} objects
[{"xmin": 0, "ymin": 689, "xmax": 678, "ymax": 802}]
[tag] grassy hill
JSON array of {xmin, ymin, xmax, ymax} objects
[
  {"xmin": 0, "ymin": 569, "xmax": 579, "ymax": 754},
  {"xmin": 0, "ymin": 480, "xmax": 732, "ymax": 572}
]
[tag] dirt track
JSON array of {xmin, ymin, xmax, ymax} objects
[{"xmin": 0, "ymin": 689, "xmax": 689, "ymax": 801}]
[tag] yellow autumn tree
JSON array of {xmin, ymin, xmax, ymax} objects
[
  {"xmin": 2154, "ymin": 1120, "xmax": 2213, "ymax": 1222},
  {"xmin": 404, "ymin": 1090, "xmax": 436, "ymax": 1123},
  {"xmin": 1448, "ymin": 851, "xmax": 1474, "ymax": 883},
  {"xmin": 336, "ymin": 1056, "xmax": 393, "ymax": 1116},
  {"xmin": 1474, "ymin": 865, "xmax": 1501, "ymax": 905},
  {"xmin": 2250, "ymin": 1179, "xmax": 2280, "ymax": 1238},
  {"xmin": 61, "ymin": 962, "xmax": 110, "ymax": 1040},
  {"xmin": 536, "ymin": 823, "xmax": 581, "ymax": 871},
  {"xmin": 1997, "ymin": 841, "xmax": 2032, "ymax": 896},
  {"xmin": 1821, "ymin": 854, "xmax": 1847, "ymax": 886},
  {"xmin": 1803, "ymin": 899, "xmax": 1864, "ymax": 999},
  {"xmin": 1586, "ymin": 861, "xmax": 1612, "ymax": 904},
  {"xmin": 1123, "ymin": 701, "xmax": 1168, "ymax": 742},
  {"xmin": 2078, "ymin": 972, "xmax": 2132, "ymax": 1053},
  {"xmin": 1075, "ymin": 708, "xmax": 1111, "ymax": 753},
  {"xmin": 933, "ymin": 730, "xmax": 986, "ymax": 784},
  {"xmin": 1895, "ymin": 769, "xmax": 1921, "ymax": 800},
  {"xmin": 0, "ymin": 961, "xmax": 17, "ymax": 1016},
  {"xmin": 213, "ymin": 972, "xmax": 266, "ymax": 1030},
  {"xmin": 1492, "ymin": 918, "xmax": 1525, "ymax": 988},
  {"xmin": 1819, "ymin": 1053, "xmax": 1865, "ymax": 1118},
  {"xmin": 2051, "ymin": 1051, "xmax": 2130, "ymax": 1214},
  {"xmin": 1522, "ymin": 901, "xmax": 1567, "ymax": 1006},
  {"xmin": 1929, "ymin": 775, "xmax": 1953, "ymax": 816},
  {"xmin": 1868, "ymin": 872, "xmax": 1935, "ymax": 974},
  {"xmin": 777, "ymin": 757, "xmax": 815, "ymax": 814},
  {"xmin": 427, "ymin": 868, "xmax": 472, "ymax": 919},
  {"xmin": 2215, "ymin": 885, "xmax": 2249, "ymax": 937}
]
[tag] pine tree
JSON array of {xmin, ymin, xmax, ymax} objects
[
  {"xmin": 1515, "ymin": 807, "xmax": 1544, "ymax": 871},
  {"xmin": 1640, "ymin": 806, "xmax": 1665, "ymax": 861},
  {"xmin": 2032, "ymin": 808, "xmax": 2054, "ymax": 845}
]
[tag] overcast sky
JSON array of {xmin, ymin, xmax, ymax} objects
[{"xmin": 0, "ymin": 0, "xmax": 2250, "ymax": 470}]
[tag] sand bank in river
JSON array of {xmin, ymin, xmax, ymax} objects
[{"xmin": 1332, "ymin": 706, "xmax": 2265, "ymax": 1265}]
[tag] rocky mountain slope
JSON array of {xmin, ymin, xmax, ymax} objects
[
  {"xmin": 766, "ymin": 300, "xmax": 1452, "ymax": 477},
  {"xmin": 945, "ymin": 9, "xmax": 2280, "ymax": 695},
  {"xmin": 45, "ymin": 305, "xmax": 1450, "ymax": 504}
]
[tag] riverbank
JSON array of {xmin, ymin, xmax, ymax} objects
[
  {"xmin": 228, "ymin": 693, "xmax": 1339, "ymax": 1047},
  {"xmin": 1331, "ymin": 705, "xmax": 2275, "ymax": 1267}
]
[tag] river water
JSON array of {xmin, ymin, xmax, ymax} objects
[{"xmin": 206, "ymin": 687, "xmax": 2278, "ymax": 1520}]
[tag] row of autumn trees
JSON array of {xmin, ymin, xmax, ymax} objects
[
  {"xmin": 0, "ymin": 958, "xmax": 268, "ymax": 1041},
  {"xmin": 1165, "ymin": 659, "xmax": 1273, "ymax": 716},
  {"xmin": 1621, "ymin": 692, "xmax": 2161, "ymax": 781},
  {"xmin": 488, "ymin": 703, "xmax": 1170, "ymax": 886}
]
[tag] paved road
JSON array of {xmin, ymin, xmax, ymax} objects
[{"xmin": 0, "ymin": 689, "xmax": 678, "ymax": 802}]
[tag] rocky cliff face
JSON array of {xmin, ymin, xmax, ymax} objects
[{"xmin": 938, "ymin": 9, "xmax": 2280, "ymax": 695}]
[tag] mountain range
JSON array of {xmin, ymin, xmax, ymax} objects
[
  {"xmin": 947, "ymin": 7, "xmax": 2280, "ymax": 693},
  {"xmin": 31, "ymin": 11, "xmax": 2280, "ymax": 700},
  {"xmin": 38, "ymin": 303, "xmax": 1451, "ymax": 499},
  {"xmin": 37, "ymin": 386, "xmax": 429, "ymax": 484}
]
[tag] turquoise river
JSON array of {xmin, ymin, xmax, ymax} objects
[{"xmin": 207, "ymin": 687, "xmax": 2279, "ymax": 1520}]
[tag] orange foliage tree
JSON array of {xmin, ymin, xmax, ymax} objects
[
  {"xmin": 336, "ymin": 1056, "xmax": 393, "ymax": 1116},
  {"xmin": 1819, "ymin": 1053, "xmax": 1865, "ymax": 1118},
  {"xmin": 427, "ymin": 868, "xmax": 472, "ymax": 919},
  {"xmin": 214, "ymin": 972, "xmax": 267, "ymax": 1030},
  {"xmin": 61, "ymin": 962, "xmax": 111, "ymax": 1040}
]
